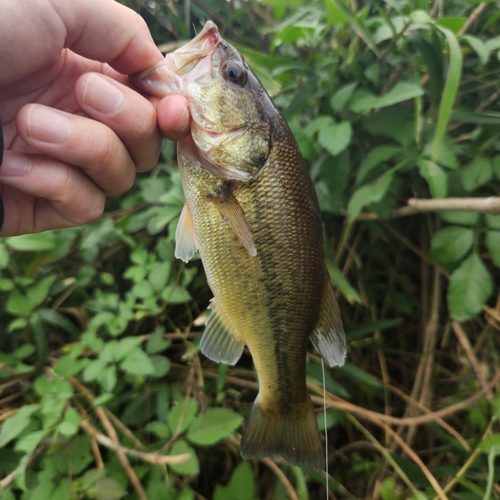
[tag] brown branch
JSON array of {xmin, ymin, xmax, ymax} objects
[
  {"xmin": 89, "ymin": 437, "xmax": 105, "ymax": 469},
  {"xmin": 408, "ymin": 197, "xmax": 500, "ymax": 214},
  {"xmin": 79, "ymin": 420, "xmax": 189, "ymax": 466},
  {"xmin": 452, "ymin": 321, "xmax": 494, "ymax": 403},
  {"xmin": 458, "ymin": 3, "xmax": 488, "ymax": 36},
  {"xmin": 261, "ymin": 459, "xmax": 299, "ymax": 500}
]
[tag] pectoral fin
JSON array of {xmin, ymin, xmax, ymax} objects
[
  {"xmin": 311, "ymin": 281, "xmax": 346, "ymax": 367},
  {"xmin": 175, "ymin": 203, "xmax": 198, "ymax": 263},
  {"xmin": 208, "ymin": 184, "xmax": 257, "ymax": 257},
  {"xmin": 200, "ymin": 299, "xmax": 245, "ymax": 365}
]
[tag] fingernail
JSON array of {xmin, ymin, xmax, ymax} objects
[
  {"xmin": 27, "ymin": 106, "xmax": 71, "ymax": 143},
  {"xmin": 83, "ymin": 74, "xmax": 124, "ymax": 115},
  {"xmin": 0, "ymin": 151, "xmax": 32, "ymax": 176}
]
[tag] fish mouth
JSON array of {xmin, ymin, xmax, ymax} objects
[{"xmin": 129, "ymin": 21, "xmax": 220, "ymax": 96}]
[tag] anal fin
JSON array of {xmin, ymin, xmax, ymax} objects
[
  {"xmin": 207, "ymin": 183, "xmax": 257, "ymax": 257},
  {"xmin": 311, "ymin": 281, "xmax": 346, "ymax": 367},
  {"xmin": 175, "ymin": 203, "xmax": 198, "ymax": 263},
  {"xmin": 200, "ymin": 299, "xmax": 245, "ymax": 365}
]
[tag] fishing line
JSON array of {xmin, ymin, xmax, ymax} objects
[{"xmin": 321, "ymin": 359, "xmax": 328, "ymax": 499}]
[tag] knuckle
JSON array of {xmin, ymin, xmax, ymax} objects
[{"xmin": 94, "ymin": 127, "xmax": 119, "ymax": 167}]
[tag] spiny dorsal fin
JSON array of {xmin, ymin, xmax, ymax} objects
[
  {"xmin": 175, "ymin": 203, "xmax": 198, "ymax": 263},
  {"xmin": 200, "ymin": 299, "xmax": 245, "ymax": 365},
  {"xmin": 311, "ymin": 281, "xmax": 346, "ymax": 367},
  {"xmin": 207, "ymin": 184, "xmax": 257, "ymax": 257}
]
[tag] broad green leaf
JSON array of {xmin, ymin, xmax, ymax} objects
[
  {"xmin": 169, "ymin": 440, "xmax": 199, "ymax": 476},
  {"xmin": 145, "ymin": 421, "xmax": 171, "ymax": 439},
  {"xmin": 486, "ymin": 231, "xmax": 500, "ymax": 268},
  {"xmin": 5, "ymin": 232, "xmax": 57, "ymax": 252},
  {"xmin": 146, "ymin": 329, "xmax": 171, "ymax": 354},
  {"xmin": 325, "ymin": 0, "xmax": 349, "ymax": 26},
  {"xmin": 423, "ymin": 138, "xmax": 459, "ymax": 169},
  {"xmin": 448, "ymin": 252, "xmax": 493, "ymax": 319},
  {"xmin": 439, "ymin": 211, "xmax": 479, "ymax": 225},
  {"xmin": 114, "ymin": 337, "xmax": 143, "ymax": 362},
  {"xmin": 461, "ymin": 34, "xmax": 490, "ymax": 65},
  {"xmin": 375, "ymin": 82, "xmax": 425, "ymax": 108},
  {"xmin": 486, "ymin": 214, "xmax": 500, "ymax": 229},
  {"xmin": 15, "ymin": 429, "xmax": 49, "ymax": 455},
  {"xmin": 187, "ymin": 408, "xmax": 244, "ymax": 446},
  {"xmin": 83, "ymin": 359, "xmax": 108, "ymax": 382},
  {"xmin": 53, "ymin": 355, "xmax": 88, "ymax": 378},
  {"xmin": 93, "ymin": 393, "xmax": 115, "ymax": 407},
  {"xmin": 0, "ymin": 244, "xmax": 10, "ymax": 267},
  {"xmin": 417, "ymin": 158, "xmax": 448, "ymax": 198},
  {"xmin": 89, "ymin": 477, "xmax": 127, "ymax": 500},
  {"xmin": 478, "ymin": 433, "xmax": 500, "ymax": 454},
  {"xmin": 214, "ymin": 461, "xmax": 257, "ymax": 500},
  {"xmin": 149, "ymin": 261, "xmax": 172, "ymax": 292},
  {"xmin": 331, "ymin": 82, "xmax": 357, "ymax": 112},
  {"xmin": 150, "ymin": 355, "xmax": 171, "ymax": 378},
  {"xmin": 347, "ymin": 169, "xmax": 395, "ymax": 221},
  {"xmin": 461, "ymin": 157, "xmax": 492, "ymax": 191},
  {"xmin": 37, "ymin": 308, "xmax": 80, "ymax": 338},
  {"xmin": 58, "ymin": 407, "xmax": 80, "ymax": 437},
  {"xmin": 120, "ymin": 348, "xmax": 155, "ymax": 376},
  {"xmin": 357, "ymin": 145, "xmax": 401, "ymax": 186},
  {"xmin": 437, "ymin": 17, "xmax": 466, "ymax": 33},
  {"xmin": 97, "ymin": 365, "xmax": 117, "ymax": 393},
  {"xmin": 168, "ymin": 399, "xmax": 199, "ymax": 436},
  {"xmin": 318, "ymin": 121, "xmax": 352, "ymax": 156},
  {"xmin": 161, "ymin": 284, "xmax": 191, "ymax": 304},
  {"xmin": 493, "ymin": 155, "xmax": 500, "ymax": 178},
  {"xmin": 429, "ymin": 227, "xmax": 474, "ymax": 264},
  {"xmin": 0, "ymin": 405, "xmax": 39, "ymax": 448},
  {"xmin": 431, "ymin": 28, "xmax": 462, "ymax": 161}
]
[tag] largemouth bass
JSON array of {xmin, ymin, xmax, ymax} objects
[{"xmin": 131, "ymin": 22, "xmax": 346, "ymax": 468}]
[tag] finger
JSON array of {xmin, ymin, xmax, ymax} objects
[
  {"xmin": 75, "ymin": 73, "xmax": 162, "ymax": 172},
  {"xmin": 16, "ymin": 104, "xmax": 136, "ymax": 195},
  {"xmin": 157, "ymin": 95, "xmax": 191, "ymax": 141},
  {"xmin": 0, "ymin": 151, "xmax": 105, "ymax": 235},
  {"xmin": 54, "ymin": 0, "xmax": 163, "ymax": 74}
]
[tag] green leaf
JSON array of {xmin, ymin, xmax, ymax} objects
[
  {"xmin": 461, "ymin": 34, "xmax": 490, "ymax": 65},
  {"xmin": 89, "ymin": 477, "xmax": 127, "ymax": 500},
  {"xmin": 186, "ymin": 408, "xmax": 244, "ymax": 446},
  {"xmin": 339, "ymin": 363, "xmax": 382, "ymax": 389},
  {"xmin": 417, "ymin": 158, "xmax": 448, "ymax": 198},
  {"xmin": 0, "ymin": 244, "xmax": 10, "ymax": 268},
  {"xmin": 326, "ymin": 259, "xmax": 362, "ymax": 304},
  {"xmin": 429, "ymin": 227, "xmax": 474, "ymax": 264},
  {"xmin": 97, "ymin": 365, "xmax": 117, "ymax": 393},
  {"xmin": 357, "ymin": 145, "xmax": 401, "ymax": 186},
  {"xmin": 161, "ymin": 284, "xmax": 191, "ymax": 304},
  {"xmin": 120, "ymin": 348, "xmax": 155, "ymax": 376},
  {"xmin": 5, "ymin": 232, "xmax": 57, "ymax": 251},
  {"xmin": 347, "ymin": 169, "xmax": 395, "ymax": 221},
  {"xmin": 149, "ymin": 261, "xmax": 172, "ymax": 292},
  {"xmin": 437, "ymin": 17, "xmax": 466, "ymax": 34},
  {"xmin": 486, "ymin": 231, "xmax": 500, "ymax": 268},
  {"xmin": 486, "ymin": 214, "xmax": 500, "ymax": 229},
  {"xmin": 37, "ymin": 309, "xmax": 80, "ymax": 338},
  {"xmin": 53, "ymin": 355, "xmax": 88, "ymax": 378},
  {"xmin": 0, "ymin": 405, "xmax": 39, "ymax": 448},
  {"xmin": 327, "ymin": 0, "xmax": 381, "ymax": 57},
  {"xmin": 478, "ymin": 433, "xmax": 500, "ymax": 454},
  {"xmin": 431, "ymin": 28, "xmax": 463, "ymax": 161},
  {"xmin": 318, "ymin": 121, "xmax": 352, "ymax": 157},
  {"xmin": 214, "ymin": 461, "xmax": 257, "ymax": 500},
  {"xmin": 58, "ymin": 407, "xmax": 80, "ymax": 437},
  {"xmin": 93, "ymin": 393, "xmax": 116, "ymax": 407},
  {"xmin": 15, "ymin": 429, "xmax": 49, "ymax": 455},
  {"xmin": 461, "ymin": 157, "xmax": 492, "ymax": 191},
  {"xmin": 146, "ymin": 329, "xmax": 171, "ymax": 354},
  {"xmin": 145, "ymin": 421, "xmax": 171, "ymax": 439},
  {"xmin": 150, "ymin": 355, "xmax": 171, "ymax": 378},
  {"xmin": 168, "ymin": 399, "xmax": 199, "ymax": 436},
  {"xmin": 114, "ymin": 337, "xmax": 143, "ymax": 362},
  {"xmin": 448, "ymin": 252, "xmax": 493, "ymax": 319},
  {"xmin": 83, "ymin": 359, "xmax": 108, "ymax": 382},
  {"xmin": 169, "ymin": 440, "xmax": 199, "ymax": 476},
  {"xmin": 376, "ymin": 82, "xmax": 425, "ymax": 109},
  {"xmin": 439, "ymin": 211, "xmax": 479, "ymax": 225},
  {"xmin": 331, "ymin": 83, "xmax": 357, "ymax": 112}
]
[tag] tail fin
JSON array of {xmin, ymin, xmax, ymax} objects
[{"xmin": 240, "ymin": 396, "xmax": 324, "ymax": 469}]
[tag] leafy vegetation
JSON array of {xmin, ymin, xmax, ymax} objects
[{"xmin": 2, "ymin": 0, "xmax": 500, "ymax": 498}]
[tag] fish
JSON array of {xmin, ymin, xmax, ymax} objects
[{"xmin": 130, "ymin": 21, "xmax": 346, "ymax": 469}]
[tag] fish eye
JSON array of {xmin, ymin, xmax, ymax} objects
[{"xmin": 221, "ymin": 61, "xmax": 247, "ymax": 86}]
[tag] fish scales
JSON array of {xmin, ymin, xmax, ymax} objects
[{"xmin": 131, "ymin": 21, "xmax": 346, "ymax": 468}]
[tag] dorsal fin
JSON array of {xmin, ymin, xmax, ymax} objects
[
  {"xmin": 200, "ymin": 299, "xmax": 245, "ymax": 365},
  {"xmin": 311, "ymin": 281, "xmax": 346, "ymax": 367},
  {"xmin": 207, "ymin": 183, "xmax": 257, "ymax": 257},
  {"xmin": 175, "ymin": 203, "xmax": 198, "ymax": 263}
]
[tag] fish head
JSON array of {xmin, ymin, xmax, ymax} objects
[{"xmin": 131, "ymin": 21, "xmax": 272, "ymax": 180}]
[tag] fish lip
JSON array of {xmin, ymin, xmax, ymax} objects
[{"xmin": 129, "ymin": 21, "xmax": 220, "ymax": 97}]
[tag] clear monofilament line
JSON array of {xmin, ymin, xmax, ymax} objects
[{"xmin": 321, "ymin": 359, "xmax": 328, "ymax": 499}]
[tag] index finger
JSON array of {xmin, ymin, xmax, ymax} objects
[{"xmin": 54, "ymin": 0, "xmax": 163, "ymax": 74}]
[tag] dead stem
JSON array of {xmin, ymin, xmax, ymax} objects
[{"xmin": 261, "ymin": 459, "xmax": 299, "ymax": 500}]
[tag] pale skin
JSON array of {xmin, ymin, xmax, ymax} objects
[{"xmin": 0, "ymin": 0, "xmax": 190, "ymax": 236}]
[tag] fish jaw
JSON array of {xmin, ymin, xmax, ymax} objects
[{"xmin": 129, "ymin": 21, "xmax": 220, "ymax": 97}]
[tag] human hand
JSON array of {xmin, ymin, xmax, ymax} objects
[{"xmin": 0, "ymin": 0, "xmax": 190, "ymax": 236}]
